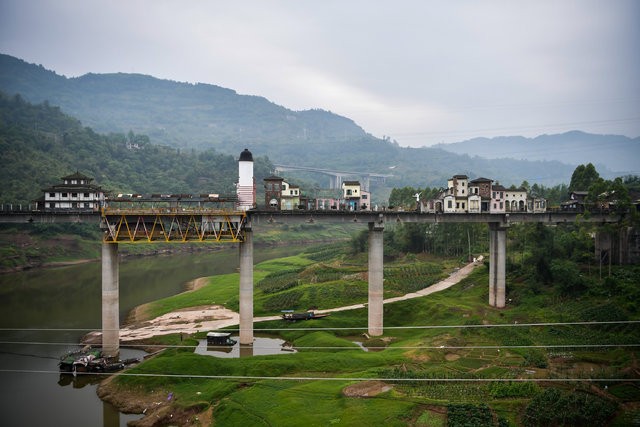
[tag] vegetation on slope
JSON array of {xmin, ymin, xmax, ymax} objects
[
  {"xmin": 0, "ymin": 54, "xmax": 588, "ymax": 187},
  {"xmin": 0, "ymin": 91, "xmax": 273, "ymax": 204},
  {"xmin": 106, "ymin": 231, "xmax": 639, "ymax": 426}
]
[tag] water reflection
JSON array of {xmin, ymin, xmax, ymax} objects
[
  {"xmin": 194, "ymin": 335, "xmax": 297, "ymax": 358},
  {"xmin": 0, "ymin": 245, "xmax": 308, "ymax": 426}
]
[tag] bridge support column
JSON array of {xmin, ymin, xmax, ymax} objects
[
  {"xmin": 368, "ymin": 222, "xmax": 384, "ymax": 336},
  {"xmin": 239, "ymin": 225, "xmax": 254, "ymax": 345},
  {"xmin": 101, "ymin": 243, "xmax": 119, "ymax": 357},
  {"xmin": 489, "ymin": 223, "xmax": 507, "ymax": 308}
]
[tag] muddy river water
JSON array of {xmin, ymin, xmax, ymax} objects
[{"xmin": 0, "ymin": 244, "xmax": 306, "ymax": 426}]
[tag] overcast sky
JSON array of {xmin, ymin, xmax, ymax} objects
[{"xmin": 1, "ymin": 0, "xmax": 638, "ymax": 147}]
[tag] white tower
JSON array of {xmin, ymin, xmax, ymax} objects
[{"xmin": 236, "ymin": 148, "xmax": 256, "ymax": 210}]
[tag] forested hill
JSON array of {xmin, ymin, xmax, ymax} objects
[
  {"xmin": 0, "ymin": 53, "xmax": 608, "ymax": 189},
  {"xmin": 0, "ymin": 92, "xmax": 273, "ymax": 204},
  {"xmin": 0, "ymin": 53, "xmax": 368, "ymax": 153}
]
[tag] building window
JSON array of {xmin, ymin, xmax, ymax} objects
[
  {"xmin": 362, "ymin": 195, "xmax": 368, "ymax": 199},
  {"xmin": 500, "ymin": 202, "xmax": 504, "ymax": 209},
  {"xmin": 72, "ymin": 193, "xmax": 78, "ymax": 198},
  {"xmin": 61, "ymin": 193, "xmax": 68, "ymax": 198},
  {"xmin": 448, "ymin": 200, "xmax": 452, "ymax": 208},
  {"xmin": 49, "ymin": 192, "xmax": 55, "ymax": 198},
  {"xmin": 84, "ymin": 193, "xmax": 90, "ymax": 197},
  {"xmin": 49, "ymin": 202, "xmax": 55, "ymax": 208}
]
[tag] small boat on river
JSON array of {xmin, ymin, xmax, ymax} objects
[
  {"xmin": 281, "ymin": 310, "xmax": 330, "ymax": 321},
  {"xmin": 206, "ymin": 332, "xmax": 237, "ymax": 346},
  {"xmin": 59, "ymin": 346, "xmax": 139, "ymax": 374}
]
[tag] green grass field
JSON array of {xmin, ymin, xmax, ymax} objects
[{"xmin": 113, "ymin": 244, "xmax": 640, "ymax": 426}]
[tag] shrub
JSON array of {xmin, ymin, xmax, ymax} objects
[
  {"xmin": 488, "ymin": 381, "xmax": 539, "ymax": 398},
  {"xmin": 521, "ymin": 350, "xmax": 547, "ymax": 368},
  {"xmin": 522, "ymin": 388, "xmax": 616, "ymax": 427}
]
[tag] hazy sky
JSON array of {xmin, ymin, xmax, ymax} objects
[{"xmin": 1, "ymin": 0, "xmax": 638, "ymax": 146}]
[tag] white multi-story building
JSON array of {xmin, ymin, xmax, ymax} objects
[
  {"xmin": 280, "ymin": 180, "xmax": 300, "ymax": 210},
  {"xmin": 505, "ymin": 188, "xmax": 527, "ymax": 212},
  {"xmin": 40, "ymin": 172, "xmax": 104, "ymax": 210}
]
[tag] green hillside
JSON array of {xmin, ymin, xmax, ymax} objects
[
  {"xmin": 0, "ymin": 91, "xmax": 272, "ymax": 204},
  {"xmin": 0, "ymin": 53, "xmax": 579, "ymax": 187},
  {"xmin": 102, "ymin": 240, "xmax": 640, "ymax": 426},
  {"xmin": 0, "ymin": 53, "xmax": 367, "ymax": 152}
]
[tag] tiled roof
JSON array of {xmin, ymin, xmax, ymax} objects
[
  {"xmin": 42, "ymin": 184, "xmax": 103, "ymax": 192},
  {"xmin": 61, "ymin": 171, "xmax": 92, "ymax": 181}
]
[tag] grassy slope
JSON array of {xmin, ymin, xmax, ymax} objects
[{"xmin": 112, "ymin": 246, "xmax": 640, "ymax": 426}]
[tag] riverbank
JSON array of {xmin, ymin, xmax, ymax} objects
[
  {"xmin": 96, "ymin": 257, "xmax": 483, "ymax": 425},
  {"xmin": 91, "ymin": 257, "xmax": 483, "ymax": 343}
]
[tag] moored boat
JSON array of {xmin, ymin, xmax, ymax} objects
[
  {"xmin": 281, "ymin": 311, "xmax": 330, "ymax": 321},
  {"xmin": 206, "ymin": 332, "xmax": 237, "ymax": 346},
  {"xmin": 59, "ymin": 347, "xmax": 139, "ymax": 374}
]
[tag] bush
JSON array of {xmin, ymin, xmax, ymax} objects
[
  {"xmin": 257, "ymin": 268, "xmax": 304, "ymax": 294},
  {"xmin": 523, "ymin": 388, "xmax": 616, "ymax": 426},
  {"xmin": 521, "ymin": 350, "xmax": 548, "ymax": 368},
  {"xmin": 488, "ymin": 381, "xmax": 539, "ymax": 398},
  {"xmin": 446, "ymin": 403, "xmax": 494, "ymax": 426}
]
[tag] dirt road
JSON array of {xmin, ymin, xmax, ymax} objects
[{"xmin": 117, "ymin": 256, "xmax": 483, "ymax": 341}]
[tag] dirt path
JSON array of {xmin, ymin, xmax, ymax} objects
[{"xmin": 117, "ymin": 256, "xmax": 483, "ymax": 342}]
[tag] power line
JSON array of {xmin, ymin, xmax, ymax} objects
[
  {"xmin": 1, "ymin": 319, "xmax": 638, "ymax": 333},
  {"xmin": 0, "ymin": 369, "xmax": 637, "ymax": 383},
  {"xmin": 1, "ymin": 341, "xmax": 638, "ymax": 350}
]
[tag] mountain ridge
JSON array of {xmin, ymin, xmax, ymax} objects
[
  {"xmin": 434, "ymin": 131, "xmax": 640, "ymax": 173},
  {"xmin": 0, "ymin": 53, "xmax": 634, "ymax": 190}
]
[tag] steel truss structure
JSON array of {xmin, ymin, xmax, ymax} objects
[{"xmin": 101, "ymin": 209, "xmax": 246, "ymax": 243}]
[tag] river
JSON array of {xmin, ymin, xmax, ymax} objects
[{"xmin": 0, "ymin": 244, "xmax": 306, "ymax": 427}]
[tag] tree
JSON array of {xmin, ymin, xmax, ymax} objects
[{"xmin": 569, "ymin": 163, "xmax": 600, "ymax": 192}]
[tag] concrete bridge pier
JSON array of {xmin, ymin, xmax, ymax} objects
[
  {"xmin": 101, "ymin": 242, "xmax": 120, "ymax": 357},
  {"xmin": 489, "ymin": 223, "xmax": 507, "ymax": 308},
  {"xmin": 239, "ymin": 224, "xmax": 254, "ymax": 345},
  {"xmin": 368, "ymin": 222, "xmax": 384, "ymax": 336}
]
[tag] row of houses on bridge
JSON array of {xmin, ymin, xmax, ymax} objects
[
  {"xmin": 420, "ymin": 175, "xmax": 547, "ymax": 214},
  {"xmin": 263, "ymin": 176, "xmax": 371, "ymax": 211}
]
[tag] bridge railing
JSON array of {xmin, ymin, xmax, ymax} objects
[
  {"xmin": 0, "ymin": 203, "xmax": 39, "ymax": 213},
  {"xmin": 101, "ymin": 207, "xmax": 246, "ymax": 215}
]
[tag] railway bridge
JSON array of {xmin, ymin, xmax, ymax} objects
[{"xmin": 0, "ymin": 207, "xmax": 622, "ymax": 357}]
